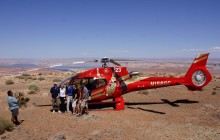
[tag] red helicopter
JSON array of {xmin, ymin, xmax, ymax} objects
[{"xmin": 59, "ymin": 53, "xmax": 212, "ymax": 110}]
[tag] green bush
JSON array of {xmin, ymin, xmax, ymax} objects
[
  {"xmin": 138, "ymin": 90, "xmax": 150, "ymax": 95},
  {"xmin": 28, "ymin": 84, "xmax": 39, "ymax": 93},
  {"xmin": 5, "ymin": 80, "xmax": 14, "ymax": 85},
  {"xmin": 38, "ymin": 77, "xmax": 45, "ymax": 81},
  {"xmin": 212, "ymin": 90, "xmax": 217, "ymax": 95},
  {"xmin": 28, "ymin": 90, "xmax": 37, "ymax": 94},
  {"xmin": 0, "ymin": 123, "xmax": 4, "ymax": 135},
  {"xmin": 0, "ymin": 118, "xmax": 14, "ymax": 135},
  {"xmin": 16, "ymin": 74, "xmax": 33, "ymax": 81},
  {"xmin": 22, "ymin": 73, "xmax": 31, "ymax": 77},
  {"xmin": 32, "ymin": 77, "xmax": 37, "ymax": 80},
  {"xmin": 16, "ymin": 75, "xmax": 24, "ymax": 79},
  {"xmin": 53, "ymin": 78, "xmax": 62, "ymax": 83}
]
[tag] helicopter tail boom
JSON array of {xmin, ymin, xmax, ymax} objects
[{"xmin": 183, "ymin": 53, "xmax": 212, "ymax": 90}]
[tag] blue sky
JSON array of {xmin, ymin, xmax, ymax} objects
[{"xmin": 0, "ymin": 0, "xmax": 220, "ymax": 59}]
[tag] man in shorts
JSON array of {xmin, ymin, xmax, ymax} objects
[
  {"xmin": 7, "ymin": 90, "xmax": 20, "ymax": 125},
  {"xmin": 76, "ymin": 85, "xmax": 82, "ymax": 116},
  {"xmin": 72, "ymin": 84, "xmax": 78, "ymax": 114},
  {"xmin": 79, "ymin": 84, "xmax": 89, "ymax": 115}
]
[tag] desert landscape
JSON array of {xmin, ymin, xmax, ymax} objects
[{"xmin": 0, "ymin": 58, "xmax": 220, "ymax": 140}]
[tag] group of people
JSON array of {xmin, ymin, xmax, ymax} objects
[
  {"xmin": 50, "ymin": 82, "xmax": 90, "ymax": 116},
  {"xmin": 6, "ymin": 82, "xmax": 89, "ymax": 126},
  {"xmin": 6, "ymin": 82, "xmax": 90, "ymax": 126}
]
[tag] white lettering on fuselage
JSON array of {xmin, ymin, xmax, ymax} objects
[
  {"xmin": 115, "ymin": 67, "xmax": 121, "ymax": 73},
  {"xmin": 150, "ymin": 81, "xmax": 171, "ymax": 87}
]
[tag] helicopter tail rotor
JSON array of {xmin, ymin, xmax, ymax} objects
[{"xmin": 184, "ymin": 53, "xmax": 212, "ymax": 90}]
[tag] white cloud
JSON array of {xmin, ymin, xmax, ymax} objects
[
  {"xmin": 209, "ymin": 46, "xmax": 220, "ymax": 52},
  {"xmin": 182, "ymin": 48, "xmax": 204, "ymax": 52},
  {"xmin": 182, "ymin": 46, "xmax": 220, "ymax": 53}
]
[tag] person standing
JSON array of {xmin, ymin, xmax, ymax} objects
[
  {"xmin": 59, "ymin": 84, "xmax": 66, "ymax": 113},
  {"xmin": 76, "ymin": 85, "xmax": 82, "ymax": 116},
  {"xmin": 79, "ymin": 84, "xmax": 89, "ymax": 115},
  {"xmin": 50, "ymin": 82, "xmax": 61, "ymax": 113},
  {"xmin": 7, "ymin": 90, "xmax": 20, "ymax": 125},
  {"xmin": 71, "ymin": 84, "xmax": 78, "ymax": 115},
  {"xmin": 66, "ymin": 84, "xmax": 73, "ymax": 113}
]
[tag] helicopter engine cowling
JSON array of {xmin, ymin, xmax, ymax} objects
[{"xmin": 129, "ymin": 71, "xmax": 140, "ymax": 77}]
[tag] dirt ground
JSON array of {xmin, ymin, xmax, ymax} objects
[{"xmin": 0, "ymin": 69, "xmax": 220, "ymax": 140}]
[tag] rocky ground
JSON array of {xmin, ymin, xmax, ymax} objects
[{"xmin": 0, "ymin": 65, "xmax": 220, "ymax": 140}]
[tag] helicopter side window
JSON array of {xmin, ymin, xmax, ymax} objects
[
  {"xmin": 71, "ymin": 78, "xmax": 108, "ymax": 90},
  {"xmin": 81, "ymin": 78, "xmax": 94, "ymax": 90},
  {"xmin": 86, "ymin": 78, "xmax": 94, "ymax": 90},
  {"xmin": 71, "ymin": 78, "xmax": 95, "ymax": 90},
  {"xmin": 92, "ymin": 79, "xmax": 107, "ymax": 89},
  {"xmin": 72, "ymin": 78, "xmax": 82, "ymax": 85}
]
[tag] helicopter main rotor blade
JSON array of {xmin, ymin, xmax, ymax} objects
[
  {"xmin": 110, "ymin": 59, "xmax": 121, "ymax": 66},
  {"xmin": 73, "ymin": 60, "xmax": 98, "ymax": 64},
  {"xmin": 73, "ymin": 61, "xmax": 86, "ymax": 64}
]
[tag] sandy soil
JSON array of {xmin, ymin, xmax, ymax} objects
[{"xmin": 0, "ymin": 67, "xmax": 220, "ymax": 140}]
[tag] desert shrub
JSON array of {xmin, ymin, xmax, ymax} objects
[
  {"xmin": 5, "ymin": 80, "xmax": 14, "ymax": 85},
  {"xmin": 16, "ymin": 73, "xmax": 33, "ymax": 81},
  {"xmin": 38, "ymin": 77, "xmax": 45, "ymax": 81},
  {"xmin": 38, "ymin": 73, "xmax": 42, "ymax": 75},
  {"xmin": 28, "ymin": 90, "xmax": 37, "ymax": 94},
  {"xmin": 138, "ymin": 90, "xmax": 150, "ymax": 95},
  {"xmin": 0, "ymin": 118, "xmax": 14, "ymax": 135},
  {"xmin": 27, "ymin": 76, "xmax": 33, "ymax": 80},
  {"xmin": 16, "ymin": 75, "xmax": 25, "ymax": 79},
  {"xmin": 0, "ymin": 123, "xmax": 4, "ymax": 135},
  {"xmin": 22, "ymin": 73, "xmax": 31, "ymax": 77},
  {"xmin": 28, "ymin": 84, "xmax": 40, "ymax": 92},
  {"xmin": 212, "ymin": 91, "xmax": 217, "ymax": 95},
  {"xmin": 32, "ymin": 77, "xmax": 37, "ymax": 80},
  {"xmin": 53, "ymin": 78, "xmax": 62, "ymax": 83}
]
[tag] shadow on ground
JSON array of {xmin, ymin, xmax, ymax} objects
[
  {"xmin": 33, "ymin": 99, "xmax": 199, "ymax": 114},
  {"xmin": 125, "ymin": 99, "xmax": 199, "ymax": 107}
]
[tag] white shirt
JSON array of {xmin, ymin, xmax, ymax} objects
[{"xmin": 59, "ymin": 88, "xmax": 66, "ymax": 97}]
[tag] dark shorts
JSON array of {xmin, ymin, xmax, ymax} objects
[{"xmin": 11, "ymin": 108, "xmax": 19, "ymax": 117}]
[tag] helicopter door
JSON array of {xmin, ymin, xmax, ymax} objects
[{"xmin": 90, "ymin": 79, "xmax": 107, "ymax": 100}]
